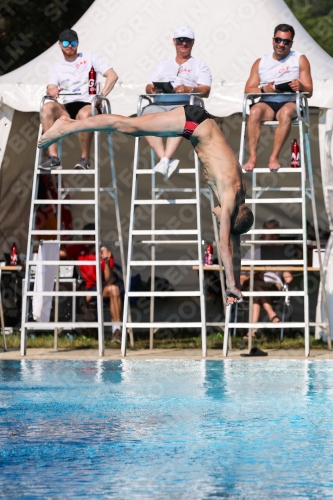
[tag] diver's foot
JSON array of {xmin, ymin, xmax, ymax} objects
[
  {"xmin": 268, "ymin": 158, "xmax": 281, "ymax": 171},
  {"xmin": 242, "ymin": 159, "xmax": 256, "ymax": 171},
  {"xmin": 38, "ymin": 116, "xmax": 75, "ymax": 149}
]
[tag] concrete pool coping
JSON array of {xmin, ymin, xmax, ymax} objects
[{"xmin": 0, "ymin": 348, "xmax": 333, "ymax": 360}]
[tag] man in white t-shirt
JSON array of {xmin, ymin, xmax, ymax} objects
[
  {"xmin": 243, "ymin": 23, "xmax": 313, "ymax": 172},
  {"xmin": 39, "ymin": 29, "xmax": 118, "ymax": 170},
  {"xmin": 143, "ymin": 25, "xmax": 212, "ymax": 180}
]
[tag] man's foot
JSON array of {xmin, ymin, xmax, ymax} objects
[
  {"xmin": 166, "ymin": 158, "xmax": 179, "ymax": 180},
  {"xmin": 153, "ymin": 157, "xmax": 169, "ymax": 180},
  {"xmin": 74, "ymin": 157, "xmax": 91, "ymax": 170},
  {"xmin": 38, "ymin": 155, "xmax": 61, "ymax": 170},
  {"xmin": 112, "ymin": 329, "xmax": 122, "ymax": 343},
  {"xmin": 38, "ymin": 116, "xmax": 75, "ymax": 149},
  {"xmin": 270, "ymin": 315, "xmax": 281, "ymax": 323},
  {"xmin": 243, "ymin": 159, "xmax": 256, "ymax": 171},
  {"xmin": 268, "ymin": 158, "xmax": 281, "ymax": 171}
]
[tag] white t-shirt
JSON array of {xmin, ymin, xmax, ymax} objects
[
  {"xmin": 148, "ymin": 56, "xmax": 212, "ymax": 104},
  {"xmin": 259, "ymin": 50, "xmax": 302, "ymax": 103},
  {"xmin": 242, "ymin": 247, "xmax": 283, "ymax": 285},
  {"xmin": 47, "ymin": 52, "xmax": 111, "ymax": 104}
]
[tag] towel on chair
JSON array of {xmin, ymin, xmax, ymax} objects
[{"xmin": 33, "ymin": 242, "xmax": 60, "ymax": 322}]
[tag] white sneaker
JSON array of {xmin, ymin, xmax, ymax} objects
[
  {"xmin": 166, "ymin": 158, "xmax": 179, "ymax": 180},
  {"xmin": 153, "ymin": 157, "xmax": 169, "ymax": 180}
]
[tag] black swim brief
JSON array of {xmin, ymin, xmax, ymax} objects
[
  {"xmin": 181, "ymin": 105, "xmax": 212, "ymax": 140},
  {"xmin": 64, "ymin": 101, "xmax": 102, "ymax": 120},
  {"xmin": 250, "ymin": 100, "xmax": 293, "ymax": 121}
]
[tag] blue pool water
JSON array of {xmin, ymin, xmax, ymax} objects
[{"xmin": 1, "ymin": 360, "xmax": 333, "ymax": 499}]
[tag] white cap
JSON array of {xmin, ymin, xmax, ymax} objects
[{"xmin": 173, "ymin": 26, "xmax": 195, "ymax": 39}]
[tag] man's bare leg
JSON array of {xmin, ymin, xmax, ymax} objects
[
  {"xmin": 40, "ymin": 101, "xmax": 69, "ymax": 157},
  {"xmin": 38, "ymin": 107, "xmax": 186, "ymax": 149},
  {"xmin": 268, "ymin": 102, "xmax": 297, "ymax": 171},
  {"xmin": 103, "ymin": 284, "xmax": 121, "ymax": 322},
  {"xmin": 243, "ymin": 103, "xmax": 275, "ymax": 171}
]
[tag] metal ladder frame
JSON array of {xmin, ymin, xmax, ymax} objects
[
  {"xmin": 121, "ymin": 94, "xmax": 209, "ymax": 356},
  {"xmin": 20, "ymin": 94, "xmax": 129, "ymax": 356},
  {"xmin": 223, "ymin": 92, "xmax": 331, "ymax": 357}
]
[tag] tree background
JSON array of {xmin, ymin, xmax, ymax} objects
[{"xmin": 0, "ymin": 0, "xmax": 332, "ymax": 76}]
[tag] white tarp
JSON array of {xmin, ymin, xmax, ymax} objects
[{"xmin": 1, "ymin": 0, "xmax": 333, "ymax": 116}]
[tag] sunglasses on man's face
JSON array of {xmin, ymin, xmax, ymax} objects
[
  {"xmin": 61, "ymin": 40, "xmax": 78, "ymax": 48},
  {"xmin": 273, "ymin": 37, "xmax": 292, "ymax": 46},
  {"xmin": 176, "ymin": 37, "xmax": 193, "ymax": 43}
]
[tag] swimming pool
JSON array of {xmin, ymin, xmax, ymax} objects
[{"xmin": 0, "ymin": 360, "xmax": 332, "ymax": 499}]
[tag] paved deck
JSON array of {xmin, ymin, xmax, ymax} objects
[{"xmin": 0, "ymin": 348, "xmax": 333, "ymax": 360}]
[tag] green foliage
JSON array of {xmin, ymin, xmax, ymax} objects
[
  {"xmin": 285, "ymin": 0, "xmax": 333, "ymax": 56},
  {"xmin": 0, "ymin": 0, "xmax": 94, "ymax": 75}
]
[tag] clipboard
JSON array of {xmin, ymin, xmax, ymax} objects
[
  {"xmin": 274, "ymin": 81, "xmax": 294, "ymax": 92},
  {"xmin": 153, "ymin": 82, "xmax": 174, "ymax": 94}
]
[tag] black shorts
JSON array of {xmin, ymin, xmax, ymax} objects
[
  {"xmin": 64, "ymin": 101, "xmax": 91, "ymax": 119},
  {"xmin": 250, "ymin": 100, "xmax": 292, "ymax": 120},
  {"xmin": 181, "ymin": 105, "xmax": 212, "ymax": 140}
]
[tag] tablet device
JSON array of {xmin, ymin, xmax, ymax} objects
[
  {"xmin": 153, "ymin": 82, "xmax": 174, "ymax": 93},
  {"xmin": 274, "ymin": 81, "xmax": 294, "ymax": 92}
]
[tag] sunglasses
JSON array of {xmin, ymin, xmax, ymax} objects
[
  {"xmin": 273, "ymin": 37, "xmax": 292, "ymax": 46},
  {"xmin": 176, "ymin": 37, "xmax": 193, "ymax": 43},
  {"xmin": 61, "ymin": 40, "xmax": 78, "ymax": 48}
]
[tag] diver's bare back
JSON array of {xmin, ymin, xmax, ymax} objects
[{"xmin": 191, "ymin": 118, "xmax": 244, "ymax": 205}]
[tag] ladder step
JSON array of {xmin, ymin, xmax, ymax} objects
[
  {"xmin": 125, "ymin": 322, "xmax": 202, "ymax": 328},
  {"xmin": 242, "ymin": 260, "xmax": 304, "ymax": 265},
  {"xmin": 247, "ymin": 229, "xmax": 303, "ymax": 235},
  {"xmin": 26, "ymin": 291, "xmax": 98, "ymax": 296},
  {"xmin": 252, "ymin": 187, "xmax": 302, "ymax": 192},
  {"xmin": 243, "ymin": 168, "xmax": 301, "ymax": 174},
  {"xmin": 23, "ymin": 322, "xmax": 100, "ymax": 329},
  {"xmin": 27, "ymin": 260, "xmax": 97, "ymax": 266},
  {"xmin": 31, "ymin": 230, "xmax": 96, "ymax": 235},
  {"xmin": 38, "ymin": 169, "xmax": 95, "ymax": 175},
  {"xmin": 242, "ymin": 291, "xmax": 305, "ymax": 297},
  {"xmin": 245, "ymin": 198, "xmax": 302, "ymax": 204},
  {"xmin": 136, "ymin": 168, "xmax": 196, "ymax": 175},
  {"xmin": 134, "ymin": 199, "xmax": 197, "ymax": 205},
  {"xmin": 227, "ymin": 322, "xmax": 306, "ymax": 328},
  {"xmin": 128, "ymin": 291, "xmax": 201, "ymax": 297},
  {"xmin": 132, "ymin": 230, "xmax": 198, "ymax": 235},
  {"xmin": 140, "ymin": 240, "xmax": 198, "ymax": 245},
  {"xmin": 34, "ymin": 200, "xmax": 95, "ymax": 205},
  {"xmin": 130, "ymin": 260, "xmax": 199, "ymax": 266},
  {"xmin": 36, "ymin": 240, "xmax": 97, "ymax": 245},
  {"xmin": 242, "ymin": 240, "xmax": 303, "ymax": 245},
  {"xmin": 61, "ymin": 188, "xmax": 115, "ymax": 193},
  {"xmin": 152, "ymin": 188, "xmax": 196, "ymax": 193}
]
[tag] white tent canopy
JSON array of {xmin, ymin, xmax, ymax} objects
[{"xmin": 1, "ymin": 0, "xmax": 333, "ymax": 116}]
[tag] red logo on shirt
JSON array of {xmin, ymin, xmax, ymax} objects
[
  {"xmin": 279, "ymin": 65, "xmax": 290, "ymax": 74},
  {"xmin": 75, "ymin": 59, "xmax": 88, "ymax": 68}
]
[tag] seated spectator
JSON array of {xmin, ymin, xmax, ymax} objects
[
  {"xmin": 243, "ymin": 23, "xmax": 312, "ymax": 171},
  {"xmin": 39, "ymin": 28, "xmax": 118, "ymax": 171},
  {"xmin": 240, "ymin": 218, "xmax": 293, "ymax": 338},
  {"xmin": 60, "ymin": 223, "xmax": 122, "ymax": 342},
  {"xmin": 143, "ymin": 25, "xmax": 212, "ymax": 180}
]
